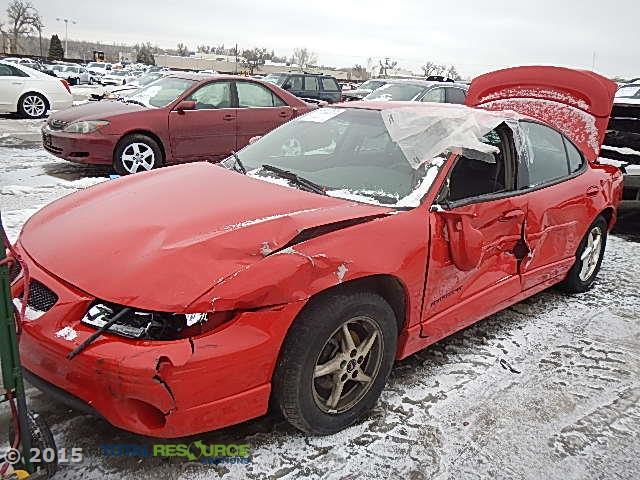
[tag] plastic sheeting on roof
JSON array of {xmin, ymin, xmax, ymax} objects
[{"xmin": 380, "ymin": 105, "xmax": 518, "ymax": 169}]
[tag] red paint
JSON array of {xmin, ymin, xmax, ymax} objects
[
  {"xmin": 15, "ymin": 67, "xmax": 622, "ymax": 437},
  {"xmin": 43, "ymin": 75, "xmax": 311, "ymax": 166}
]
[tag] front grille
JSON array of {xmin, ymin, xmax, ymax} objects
[
  {"xmin": 43, "ymin": 143, "xmax": 63, "ymax": 155},
  {"xmin": 48, "ymin": 119, "xmax": 69, "ymax": 130},
  {"xmin": 8, "ymin": 260, "xmax": 22, "ymax": 283},
  {"xmin": 27, "ymin": 280, "xmax": 58, "ymax": 312}
]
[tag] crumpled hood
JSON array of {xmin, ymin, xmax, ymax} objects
[
  {"xmin": 48, "ymin": 100, "xmax": 145, "ymax": 123},
  {"xmin": 20, "ymin": 163, "xmax": 391, "ymax": 311}
]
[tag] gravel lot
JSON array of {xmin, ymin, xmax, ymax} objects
[{"xmin": 1, "ymin": 116, "xmax": 639, "ymax": 480}]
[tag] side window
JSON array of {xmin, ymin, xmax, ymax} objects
[
  {"xmin": 0, "ymin": 65, "xmax": 14, "ymax": 76},
  {"xmin": 236, "ymin": 81, "xmax": 284, "ymax": 108},
  {"xmin": 523, "ymin": 122, "xmax": 570, "ymax": 187},
  {"xmin": 321, "ymin": 77, "xmax": 339, "ymax": 91},
  {"xmin": 289, "ymin": 76, "xmax": 304, "ymax": 90},
  {"xmin": 420, "ymin": 87, "xmax": 445, "ymax": 103},
  {"xmin": 186, "ymin": 81, "xmax": 232, "ymax": 109},
  {"xmin": 565, "ymin": 138, "xmax": 584, "ymax": 173},
  {"xmin": 445, "ymin": 88, "xmax": 466, "ymax": 104},
  {"xmin": 304, "ymin": 76, "xmax": 319, "ymax": 91},
  {"xmin": 446, "ymin": 129, "xmax": 508, "ymax": 202}
]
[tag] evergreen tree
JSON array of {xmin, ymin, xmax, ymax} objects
[{"xmin": 48, "ymin": 33, "xmax": 63, "ymax": 60}]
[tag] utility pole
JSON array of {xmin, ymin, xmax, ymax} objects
[
  {"xmin": 592, "ymin": 51, "xmax": 597, "ymax": 70},
  {"xmin": 56, "ymin": 17, "xmax": 77, "ymax": 59}
]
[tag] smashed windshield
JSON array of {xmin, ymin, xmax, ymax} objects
[
  {"xmin": 365, "ymin": 83, "xmax": 427, "ymax": 101},
  {"xmin": 228, "ymin": 105, "xmax": 512, "ymax": 207},
  {"xmin": 128, "ymin": 77, "xmax": 195, "ymax": 108}
]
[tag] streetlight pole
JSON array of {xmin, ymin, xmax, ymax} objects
[{"xmin": 56, "ymin": 17, "xmax": 77, "ymax": 59}]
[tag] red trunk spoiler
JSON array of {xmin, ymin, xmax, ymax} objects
[{"xmin": 466, "ymin": 66, "xmax": 617, "ymax": 162}]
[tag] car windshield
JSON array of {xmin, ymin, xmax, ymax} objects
[
  {"xmin": 131, "ymin": 73, "xmax": 162, "ymax": 86},
  {"xmin": 228, "ymin": 108, "xmax": 446, "ymax": 206},
  {"xmin": 365, "ymin": 83, "xmax": 427, "ymax": 101},
  {"xmin": 264, "ymin": 73, "xmax": 287, "ymax": 85},
  {"xmin": 359, "ymin": 80, "xmax": 386, "ymax": 90},
  {"xmin": 615, "ymin": 85, "xmax": 640, "ymax": 99},
  {"xmin": 127, "ymin": 77, "xmax": 195, "ymax": 108}
]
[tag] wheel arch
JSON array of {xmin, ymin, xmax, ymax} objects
[
  {"xmin": 599, "ymin": 206, "xmax": 615, "ymax": 230},
  {"xmin": 297, "ymin": 273, "xmax": 409, "ymax": 336}
]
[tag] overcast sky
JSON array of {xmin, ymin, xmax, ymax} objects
[{"xmin": 5, "ymin": 0, "xmax": 638, "ymax": 78}]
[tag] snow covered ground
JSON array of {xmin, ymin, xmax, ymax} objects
[{"xmin": 0, "ymin": 116, "xmax": 639, "ymax": 479}]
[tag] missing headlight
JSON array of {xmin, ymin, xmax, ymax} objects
[{"xmin": 81, "ymin": 302, "xmax": 236, "ymax": 340}]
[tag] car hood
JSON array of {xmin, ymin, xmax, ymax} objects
[
  {"xmin": 49, "ymin": 100, "xmax": 145, "ymax": 122},
  {"xmin": 20, "ymin": 163, "xmax": 392, "ymax": 311}
]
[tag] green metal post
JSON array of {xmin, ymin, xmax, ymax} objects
[{"xmin": 0, "ymin": 243, "xmax": 34, "ymax": 473}]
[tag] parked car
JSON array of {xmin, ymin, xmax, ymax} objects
[
  {"xmin": 264, "ymin": 72, "xmax": 342, "ymax": 103},
  {"xmin": 86, "ymin": 62, "xmax": 112, "ymax": 77},
  {"xmin": 56, "ymin": 65, "xmax": 94, "ymax": 85},
  {"xmin": 364, "ymin": 78, "xmax": 468, "ymax": 104},
  {"xmin": 100, "ymin": 70, "xmax": 137, "ymax": 86},
  {"xmin": 28, "ymin": 62, "xmax": 57, "ymax": 77},
  {"xmin": 341, "ymin": 79, "xmax": 389, "ymax": 101},
  {"xmin": 0, "ymin": 61, "xmax": 72, "ymax": 118},
  {"xmin": 42, "ymin": 73, "xmax": 314, "ymax": 174},
  {"xmin": 600, "ymin": 83, "xmax": 640, "ymax": 212},
  {"xmin": 14, "ymin": 66, "xmax": 621, "ymax": 437},
  {"xmin": 93, "ymin": 71, "xmax": 171, "ymax": 100}
]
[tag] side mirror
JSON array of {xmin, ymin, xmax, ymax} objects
[
  {"xmin": 175, "ymin": 100, "xmax": 196, "ymax": 113},
  {"xmin": 248, "ymin": 135, "xmax": 262, "ymax": 144},
  {"xmin": 432, "ymin": 207, "xmax": 484, "ymax": 271}
]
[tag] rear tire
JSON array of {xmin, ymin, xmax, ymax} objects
[
  {"xmin": 272, "ymin": 292, "xmax": 397, "ymax": 435},
  {"xmin": 559, "ymin": 216, "xmax": 608, "ymax": 293},
  {"xmin": 18, "ymin": 93, "xmax": 48, "ymax": 119},
  {"xmin": 113, "ymin": 134, "xmax": 163, "ymax": 175}
]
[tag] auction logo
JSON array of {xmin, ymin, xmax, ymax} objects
[{"xmin": 100, "ymin": 442, "xmax": 251, "ymax": 464}]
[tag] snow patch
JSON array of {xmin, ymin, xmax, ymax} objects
[{"xmin": 55, "ymin": 326, "xmax": 78, "ymax": 341}]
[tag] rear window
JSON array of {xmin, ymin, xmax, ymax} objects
[
  {"xmin": 321, "ymin": 77, "xmax": 339, "ymax": 91},
  {"xmin": 366, "ymin": 83, "xmax": 426, "ymax": 101},
  {"xmin": 615, "ymin": 85, "xmax": 640, "ymax": 99}
]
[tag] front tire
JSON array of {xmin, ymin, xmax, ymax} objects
[
  {"xmin": 559, "ymin": 216, "xmax": 608, "ymax": 293},
  {"xmin": 273, "ymin": 292, "xmax": 397, "ymax": 435},
  {"xmin": 113, "ymin": 134, "xmax": 163, "ymax": 175},
  {"xmin": 18, "ymin": 93, "xmax": 48, "ymax": 119}
]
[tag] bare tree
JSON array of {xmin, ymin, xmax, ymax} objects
[
  {"xmin": 292, "ymin": 47, "xmax": 317, "ymax": 70},
  {"xmin": 241, "ymin": 47, "xmax": 267, "ymax": 74},
  {"xmin": 352, "ymin": 64, "xmax": 369, "ymax": 81},
  {"xmin": 421, "ymin": 61, "xmax": 461, "ymax": 80},
  {"xmin": 378, "ymin": 58, "xmax": 398, "ymax": 76},
  {"xmin": 6, "ymin": 0, "xmax": 41, "ymax": 54},
  {"xmin": 176, "ymin": 42, "xmax": 189, "ymax": 56},
  {"xmin": 0, "ymin": 21, "xmax": 8, "ymax": 54}
]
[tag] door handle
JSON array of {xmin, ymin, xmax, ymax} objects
[
  {"xmin": 586, "ymin": 186, "xmax": 600, "ymax": 197},
  {"xmin": 278, "ymin": 110, "xmax": 291, "ymax": 118},
  {"xmin": 498, "ymin": 209, "xmax": 524, "ymax": 222},
  {"xmin": 222, "ymin": 114, "xmax": 235, "ymax": 121}
]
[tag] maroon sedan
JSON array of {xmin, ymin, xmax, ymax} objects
[{"xmin": 42, "ymin": 73, "xmax": 312, "ymax": 174}]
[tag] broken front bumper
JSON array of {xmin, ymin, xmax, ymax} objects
[{"xmin": 13, "ymin": 249, "xmax": 305, "ymax": 438}]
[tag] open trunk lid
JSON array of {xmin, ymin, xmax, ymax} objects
[{"xmin": 466, "ymin": 66, "xmax": 617, "ymax": 162}]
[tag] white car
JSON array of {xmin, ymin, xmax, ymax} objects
[
  {"xmin": 100, "ymin": 70, "xmax": 136, "ymax": 86},
  {"xmin": 56, "ymin": 65, "xmax": 94, "ymax": 85},
  {"xmin": 0, "ymin": 61, "xmax": 73, "ymax": 118},
  {"xmin": 86, "ymin": 62, "xmax": 113, "ymax": 77}
]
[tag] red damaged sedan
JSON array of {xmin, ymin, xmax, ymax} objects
[
  {"xmin": 12, "ymin": 66, "xmax": 622, "ymax": 437},
  {"xmin": 41, "ymin": 73, "xmax": 312, "ymax": 174}
]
